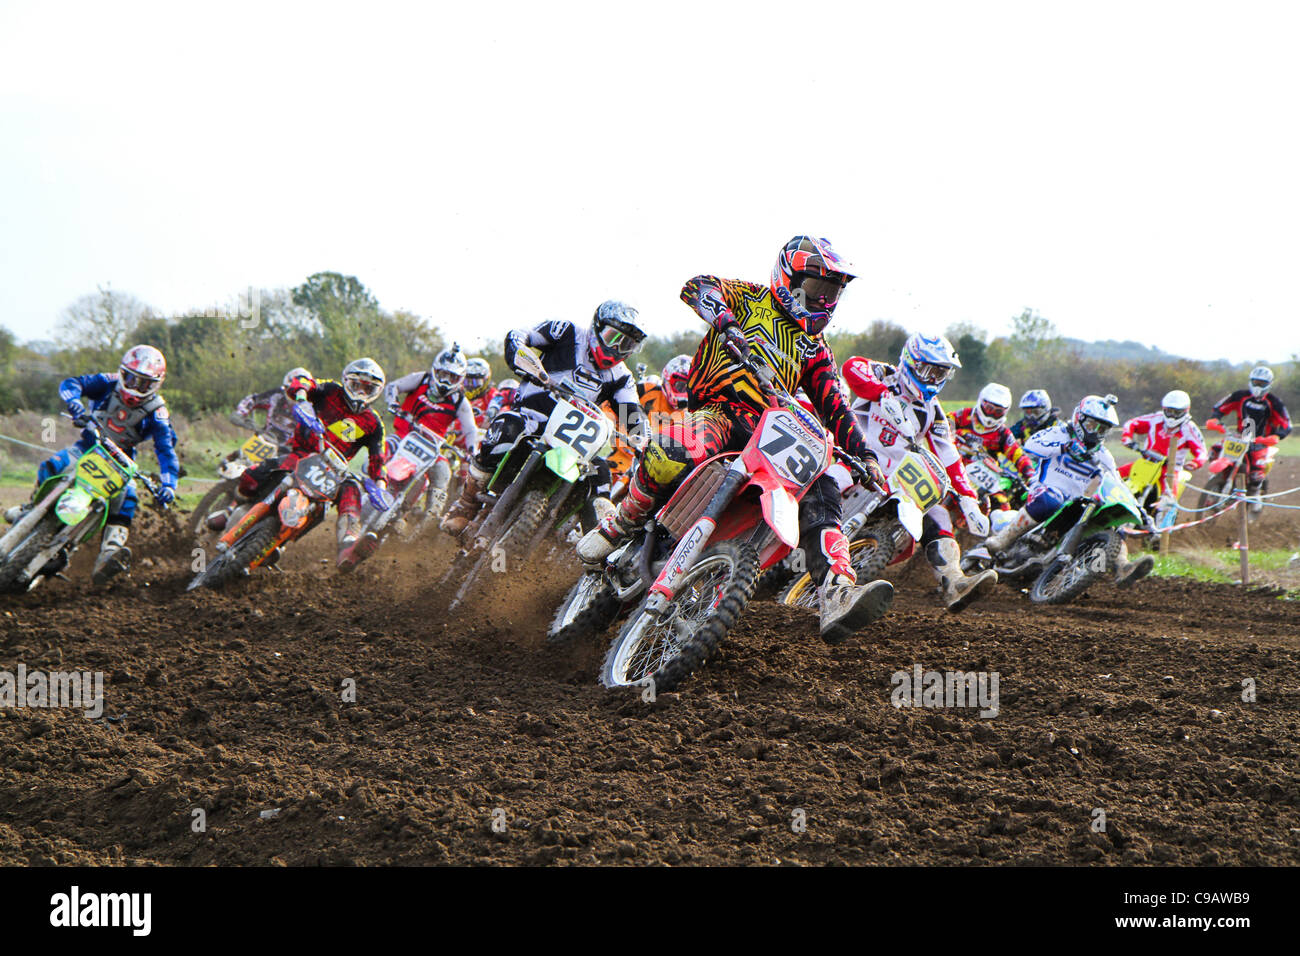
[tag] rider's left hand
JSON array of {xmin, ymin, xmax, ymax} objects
[{"xmin": 156, "ymin": 484, "xmax": 175, "ymax": 505}]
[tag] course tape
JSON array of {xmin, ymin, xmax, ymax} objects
[{"xmin": 0, "ymin": 431, "xmax": 221, "ymax": 484}]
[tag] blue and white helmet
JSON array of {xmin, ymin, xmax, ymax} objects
[
  {"xmin": 1069, "ymin": 394, "xmax": 1120, "ymax": 449},
  {"xmin": 1019, "ymin": 388, "xmax": 1051, "ymax": 423},
  {"xmin": 897, "ymin": 333, "xmax": 960, "ymax": 403},
  {"xmin": 1249, "ymin": 365, "xmax": 1274, "ymax": 398}
]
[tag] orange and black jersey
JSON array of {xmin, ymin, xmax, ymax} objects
[{"xmin": 680, "ymin": 275, "xmax": 870, "ymax": 461}]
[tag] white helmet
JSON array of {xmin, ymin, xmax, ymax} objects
[
  {"xmin": 1249, "ymin": 365, "xmax": 1274, "ymax": 398},
  {"xmin": 1161, "ymin": 389, "xmax": 1191, "ymax": 428},
  {"xmin": 341, "ymin": 357, "xmax": 385, "ymax": 411},
  {"xmin": 1069, "ymin": 394, "xmax": 1120, "ymax": 449},
  {"xmin": 429, "ymin": 345, "xmax": 468, "ymax": 397},
  {"xmin": 973, "ymin": 382, "xmax": 1013, "ymax": 432}
]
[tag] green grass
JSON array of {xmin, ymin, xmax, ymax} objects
[{"xmin": 1151, "ymin": 548, "xmax": 1297, "ymax": 585}]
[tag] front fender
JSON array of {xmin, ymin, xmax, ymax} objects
[
  {"xmin": 746, "ymin": 468, "xmax": 801, "ymax": 548},
  {"xmin": 895, "ymin": 495, "xmax": 924, "ymax": 542}
]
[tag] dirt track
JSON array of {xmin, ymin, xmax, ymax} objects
[{"xmin": 1, "ymin": 469, "xmax": 1299, "ymax": 866}]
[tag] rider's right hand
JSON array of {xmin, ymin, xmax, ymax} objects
[
  {"xmin": 66, "ymin": 399, "xmax": 90, "ymax": 427},
  {"xmin": 719, "ymin": 321, "xmax": 751, "ymax": 361},
  {"xmin": 512, "ymin": 345, "xmax": 548, "ymax": 382}
]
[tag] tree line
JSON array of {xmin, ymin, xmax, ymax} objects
[{"xmin": 1, "ymin": 277, "xmax": 1293, "ymax": 427}]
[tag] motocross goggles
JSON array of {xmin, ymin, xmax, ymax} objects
[
  {"xmin": 1077, "ymin": 415, "xmax": 1113, "ymax": 440},
  {"xmin": 432, "ymin": 368, "xmax": 463, "ymax": 391},
  {"xmin": 344, "ymin": 373, "xmax": 383, "ymax": 404},
  {"xmin": 596, "ymin": 323, "xmax": 643, "ymax": 358},
  {"xmin": 1250, "ymin": 378, "xmax": 1271, "ymax": 393},
  {"xmin": 120, "ymin": 369, "xmax": 161, "ymax": 396},
  {"xmin": 908, "ymin": 358, "xmax": 956, "ymax": 387},
  {"xmin": 795, "ymin": 272, "xmax": 845, "ymax": 310},
  {"xmin": 978, "ymin": 398, "xmax": 1009, "ymax": 422}
]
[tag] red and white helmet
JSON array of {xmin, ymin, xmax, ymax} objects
[
  {"xmin": 117, "ymin": 345, "xmax": 166, "ymax": 406},
  {"xmin": 661, "ymin": 354, "xmax": 692, "ymax": 409},
  {"xmin": 973, "ymin": 382, "xmax": 1012, "ymax": 432},
  {"xmin": 770, "ymin": 235, "xmax": 857, "ymax": 334}
]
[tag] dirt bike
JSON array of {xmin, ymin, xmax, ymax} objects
[
  {"xmin": 338, "ymin": 420, "xmax": 456, "ymax": 571},
  {"xmin": 963, "ymin": 449, "xmax": 1028, "ymax": 513},
  {"xmin": 1198, "ymin": 419, "xmax": 1277, "ymax": 520},
  {"xmin": 962, "ymin": 469, "xmax": 1148, "ymax": 605},
  {"xmin": 1122, "ymin": 448, "xmax": 1188, "ymax": 532},
  {"xmin": 186, "ymin": 405, "xmax": 389, "ymax": 590},
  {"xmin": 439, "ymin": 378, "xmax": 623, "ymax": 612},
  {"xmin": 777, "ymin": 393, "xmax": 953, "ymax": 610},
  {"xmin": 188, "ymin": 431, "xmax": 282, "ymax": 537},
  {"xmin": 0, "ymin": 417, "xmax": 168, "ymax": 592},
  {"xmin": 555, "ymin": 347, "xmax": 878, "ymax": 692}
]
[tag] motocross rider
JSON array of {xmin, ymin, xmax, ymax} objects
[
  {"xmin": 201, "ymin": 366, "xmax": 315, "ymax": 533},
  {"xmin": 230, "ymin": 367, "xmax": 312, "ymax": 449},
  {"xmin": 4, "ymin": 345, "xmax": 178, "ymax": 585},
  {"xmin": 983, "ymin": 395, "xmax": 1154, "ymax": 587},
  {"xmin": 1118, "ymin": 390, "xmax": 1207, "ymax": 515},
  {"xmin": 842, "ymin": 335, "xmax": 999, "ymax": 612},
  {"xmin": 638, "ymin": 354, "xmax": 692, "ymax": 432},
  {"xmin": 949, "ymin": 382, "xmax": 1037, "ymax": 510},
  {"xmin": 441, "ymin": 302, "xmax": 649, "ymax": 535},
  {"xmin": 1209, "ymin": 366, "xmax": 1291, "ymax": 512},
  {"xmin": 577, "ymin": 236, "xmax": 895, "ymax": 644},
  {"xmin": 231, "ymin": 360, "xmax": 389, "ymax": 564},
  {"xmin": 384, "ymin": 346, "xmax": 479, "ymax": 520},
  {"xmin": 1009, "ymin": 389, "xmax": 1060, "ymax": 443}
]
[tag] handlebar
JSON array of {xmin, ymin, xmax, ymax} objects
[{"xmin": 64, "ymin": 413, "xmax": 169, "ymax": 505}]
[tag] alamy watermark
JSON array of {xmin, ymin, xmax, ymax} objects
[
  {"xmin": 890, "ymin": 663, "xmax": 999, "ymax": 718},
  {"xmin": 0, "ymin": 664, "xmax": 104, "ymax": 719}
]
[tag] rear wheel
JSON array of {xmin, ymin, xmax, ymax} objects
[
  {"xmin": 600, "ymin": 540, "xmax": 758, "ymax": 693},
  {"xmin": 0, "ymin": 513, "xmax": 61, "ymax": 593},
  {"xmin": 1028, "ymin": 530, "xmax": 1120, "ymax": 605},
  {"xmin": 779, "ymin": 520, "xmax": 901, "ymax": 609}
]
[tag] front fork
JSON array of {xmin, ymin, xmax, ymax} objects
[{"xmin": 643, "ymin": 461, "xmax": 749, "ymax": 617}]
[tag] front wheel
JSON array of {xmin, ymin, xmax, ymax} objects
[
  {"xmin": 600, "ymin": 540, "xmax": 758, "ymax": 693},
  {"xmin": 187, "ymin": 518, "xmax": 279, "ymax": 591},
  {"xmin": 1028, "ymin": 530, "xmax": 1121, "ymax": 605},
  {"xmin": 1196, "ymin": 470, "xmax": 1230, "ymax": 514},
  {"xmin": 0, "ymin": 512, "xmax": 62, "ymax": 593}
]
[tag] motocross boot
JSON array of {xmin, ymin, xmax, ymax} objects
[
  {"xmin": 4, "ymin": 503, "xmax": 32, "ymax": 524},
  {"xmin": 205, "ymin": 506, "xmax": 233, "ymax": 532},
  {"xmin": 576, "ymin": 474, "xmax": 657, "ymax": 565},
  {"xmin": 926, "ymin": 537, "xmax": 998, "ymax": 612},
  {"xmin": 984, "ymin": 507, "xmax": 1037, "ymax": 554},
  {"xmin": 819, "ymin": 572, "xmax": 895, "ymax": 645},
  {"xmin": 441, "ymin": 469, "xmax": 485, "ymax": 535},
  {"xmin": 1113, "ymin": 539, "xmax": 1154, "ymax": 589},
  {"xmin": 1246, "ymin": 479, "xmax": 1264, "ymax": 514},
  {"xmin": 92, "ymin": 524, "xmax": 132, "ymax": 586}
]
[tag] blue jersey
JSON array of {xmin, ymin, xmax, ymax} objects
[{"xmin": 60, "ymin": 374, "xmax": 180, "ymax": 490}]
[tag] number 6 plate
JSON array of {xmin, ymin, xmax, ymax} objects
[{"xmin": 543, "ymin": 399, "xmax": 612, "ymax": 462}]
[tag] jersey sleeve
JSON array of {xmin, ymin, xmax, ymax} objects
[
  {"xmin": 1269, "ymin": 396, "xmax": 1292, "ymax": 438},
  {"xmin": 455, "ymin": 396, "xmax": 480, "ymax": 449},
  {"xmin": 505, "ymin": 319, "xmax": 572, "ymax": 368},
  {"xmin": 144, "ymin": 409, "xmax": 180, "ymax": 488},
  {"xmin": 840, "ymin": 356, "xmax": 889, "ymax": 402},
  {"xmin": 800, "ymin": 345, "xmax": 873, "ymax": 462}
]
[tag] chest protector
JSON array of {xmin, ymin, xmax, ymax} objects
[{"xmin": 93, "ymin": 391, "xmax": 164, "ymax": 449}]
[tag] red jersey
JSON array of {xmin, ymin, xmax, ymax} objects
[{"xmin": 948, "ymin": 406, "xmax": 1036, "ymax": 482}]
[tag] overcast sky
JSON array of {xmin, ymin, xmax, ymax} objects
[{"xmin": 2, "ymin": 1, "xmax": 1297, "ymax": 365}]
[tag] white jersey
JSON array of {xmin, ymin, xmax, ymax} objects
[
  {"xmin": 506, "ymin": 320, "xmax": 640, "ymax": 428},
  {"xmin": 1023, "ymin": 422, "xmax": 1118, "ymax": 499}
]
